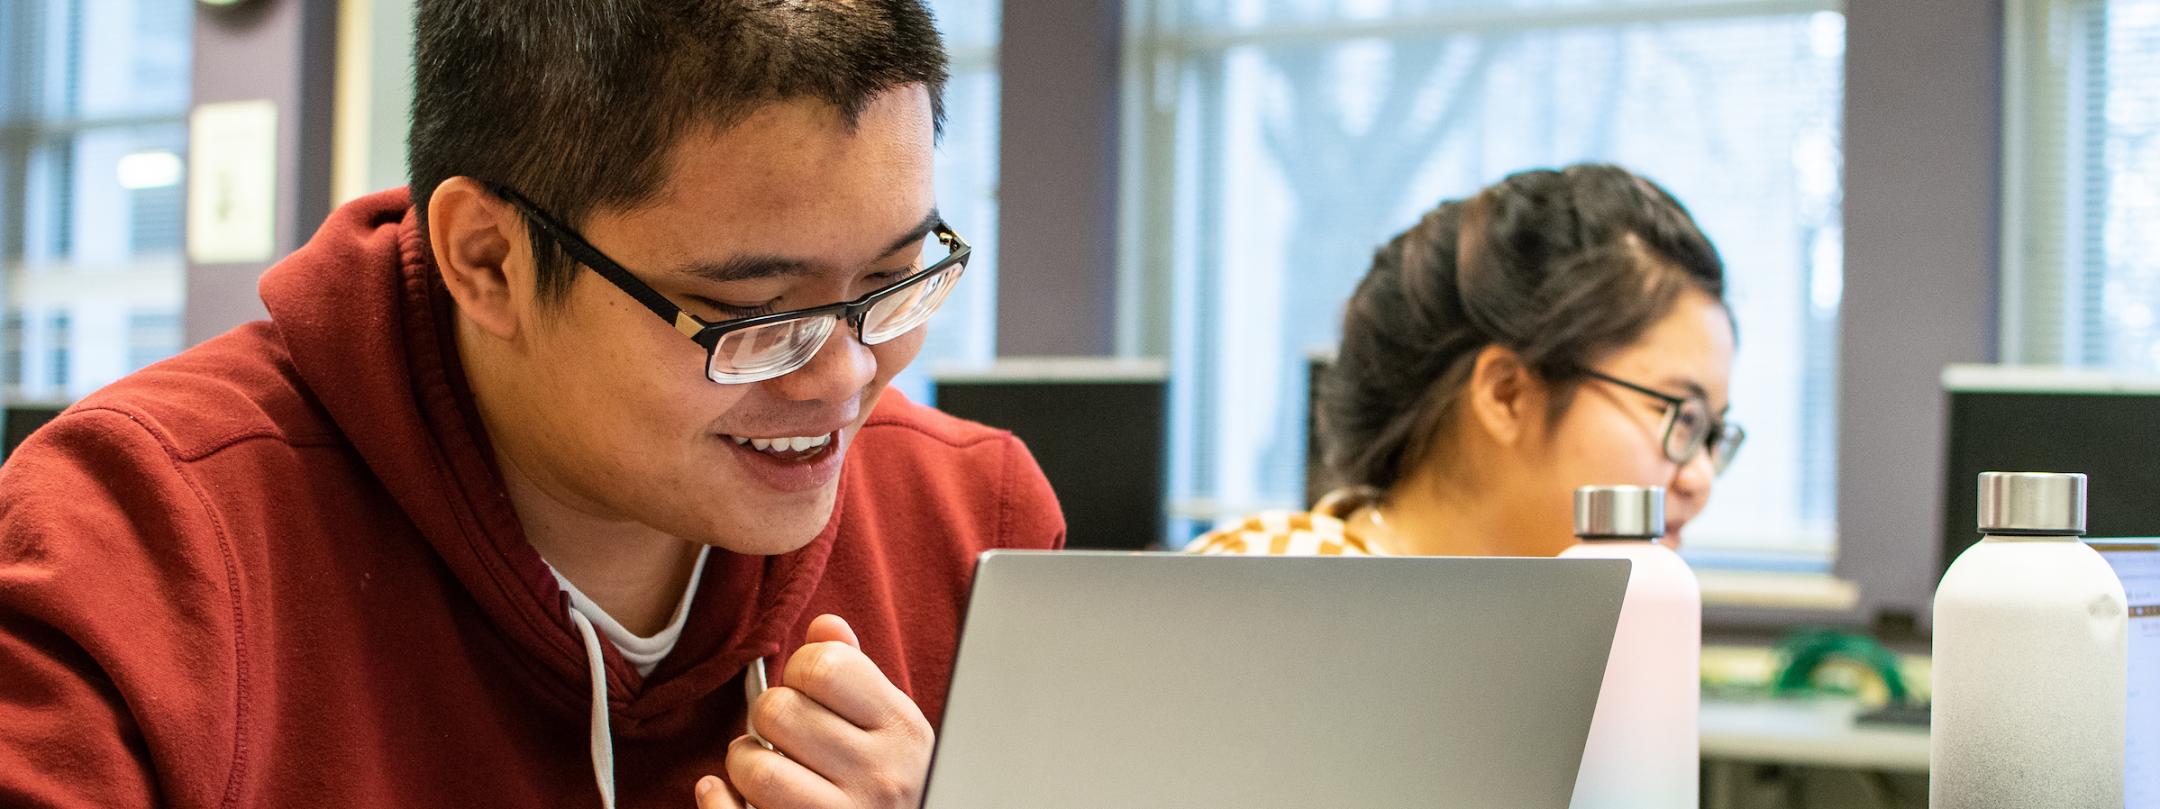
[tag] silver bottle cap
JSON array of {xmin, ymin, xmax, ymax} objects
[
  {"xmin": 1574, "ymin": 485, "xmax": 1665, "ymax": 540},
  {"xmin": 1977, "ymin": 471, "xmax": 2086, "ymax": 536}
]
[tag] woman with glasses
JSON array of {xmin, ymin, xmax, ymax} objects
[{"xmin": 1193, "ymin": 164, "xmax": 1741, "ymax": 557}]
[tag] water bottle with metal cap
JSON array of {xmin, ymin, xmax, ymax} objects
[
  {"xmin": 1931, "ymin": 471, "xmax": 2128, "ymax": 808},
  {"xmin": 1558, "ymin": 485, "xmax": 1699, "ymax": 809}
]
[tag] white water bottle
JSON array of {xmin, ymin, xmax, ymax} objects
[
  {"xmin": 1560, "ymin": 485, "xmax": 1700, "ymax": 809},
  {"xmin": 1931, "ymin": 471, "xmax": 2127, "ymax": 808}
]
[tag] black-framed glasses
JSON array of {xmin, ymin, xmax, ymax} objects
[
  {"xmin": 1582, "ymin": 369, "xmax": 1746, "ymax": 474},
  {"xmin": 491, "ymin": 185, "xmax": 970, "ymax": 385}
]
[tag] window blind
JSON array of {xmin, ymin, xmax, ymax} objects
[{"xmin": 2005, "ymin": 0, "xmax": 2160, "ymax": 371}]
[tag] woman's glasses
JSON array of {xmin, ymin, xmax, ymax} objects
[{"xmin": 1582, "ymin": 370, "xmax": 1746, "ymax": 474}]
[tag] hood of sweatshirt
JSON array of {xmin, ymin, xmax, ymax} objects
[{"xmin": 256, "ymin": 188, "xmax": 834, "ymax": 734}]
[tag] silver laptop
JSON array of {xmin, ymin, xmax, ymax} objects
[{"xmin": 921, "ymin": 551, "xmax": 1630, "ymax": 809}]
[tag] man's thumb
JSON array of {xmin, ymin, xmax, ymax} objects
[
  {"xmin": 695, "ymin": 775, "xmax": 746, "ymax": 809},
  {"xmin": 803, "ymin": 613, "xmax": 860, "ymax": 649}
]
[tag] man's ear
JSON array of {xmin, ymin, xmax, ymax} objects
[
  {"xmin": 1463, "ymin": 344, "xmax": 1546, "ymax": 449},
  {"xmin": 427, "ymin": 177, "xmax": 525, "ymax": 341}
]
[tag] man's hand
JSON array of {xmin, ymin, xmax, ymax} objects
[{"xmin": 696, "ymin": 614, "xmax": 934, "ymax": 809}]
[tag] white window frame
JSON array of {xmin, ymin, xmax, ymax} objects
[
  {"xmin": 1119, "ymin": 0, "xmax": 1846, "ymax": 567},
  {"xmin": 1, "ymin": 0, "xmax": 191, "ymax": 401}
]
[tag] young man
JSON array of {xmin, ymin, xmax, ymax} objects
[{"xmin": 0, "ymin": 2, "xmax": 1062, "ymax": 807}]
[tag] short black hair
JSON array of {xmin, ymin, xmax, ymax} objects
[
  {"xmin": 1321, "ymin": 164, "xmax": 1729, "ymax": 496},
  {"xmin": 408, "ymin": 0, "xmax": 950, "ymax": 301}
]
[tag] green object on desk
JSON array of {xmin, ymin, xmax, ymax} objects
[{"xmin": 1771, "ymin": 628, "xmax": 1913, "ymax": 706}]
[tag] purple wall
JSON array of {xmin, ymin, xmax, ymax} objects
[
  {"xmin": 184, "ymin": 0, "xmax": 338, "ymax": 346},
  {"xmin": 1834, "ymin": 0, "xmax": 2003, "ymax": 628},
  {"xmin": 994, "ymin": 0, "xmax": 1123, "ymax": 357}
]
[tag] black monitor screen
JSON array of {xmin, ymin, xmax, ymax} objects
[
  {"xmin": 934, "ymin": 366, "xmax": 1166, "ymax": 551},
  {"xmin": 1942, "ymin": 371, "xmax": 2160, "ymax": 580},
  {"xmin": 1, "ymin": 405, "xmax": 67, "ymax": 463}
]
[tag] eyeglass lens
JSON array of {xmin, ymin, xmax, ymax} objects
[{"xmin": 705, "ymin": 232, "xmax": 963, "ymax": 383}]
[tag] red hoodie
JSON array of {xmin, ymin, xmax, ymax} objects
[{"xmin": 0, "ymin": 189, "xmax": 1064, "ymax": 808}]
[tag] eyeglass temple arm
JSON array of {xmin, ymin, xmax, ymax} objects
[
  {"xmin": 1581, "ymin": 369, "xmax": 1686, "ymax": 408},
  {"xmin": 490, "ymin": 186, "xmax": 703, "ymax": 338}
]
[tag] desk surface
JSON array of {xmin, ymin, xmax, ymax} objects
[{"xmin": 1700, "ymin": 697, "xmax": 1931, "ymax": 773}]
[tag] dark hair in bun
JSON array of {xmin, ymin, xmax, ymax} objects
[{"xmin": 1320, "ymin": 164, "xmax": 1727, "ymax": 495}]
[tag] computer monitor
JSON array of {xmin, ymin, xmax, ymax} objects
[
  {"xmin": 2092, "ymin": 540, "xmax": 2160, "ymax": 809},
  {"xmin": 932, "ymin": 359, "xmax": 1167, "ymax": 550},
  {"xmin": 1304, "ymin": 349, "xmax": 1333, "ymax": 507},
  {"xmin": 1940, "ymin": 365, "xmax": 2160, "ymax": 579},
  {"xmin": 1, "ymin": 403, "xmax": 68, "ymax": 463}
]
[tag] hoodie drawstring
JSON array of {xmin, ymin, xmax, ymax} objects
[
  {"xmin": 570, "ymin": 605, "xmax": 773, "ymax": 809},
  {"xmin": 569, "ymin": 609, "xmax": 619, "ymax": 809}
]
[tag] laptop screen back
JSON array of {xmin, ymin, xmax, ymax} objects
[{"xmin": 923, "ymin": 552, "xmax": 1629, "ymax": 809}]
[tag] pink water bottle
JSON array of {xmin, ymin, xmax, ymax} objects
[{"xmin": 1559, "ymin": 485, "xmax": 1700, "ymax": 809}]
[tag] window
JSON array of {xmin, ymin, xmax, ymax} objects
[
  {"xmin": 47, "ymin": 311, "xmax": 69, "ymax": 389},
  {"xmin": 126, "ymin": 308, "xmax": 179, "ymax": 370},
  {"xmin": 1131, "ymin": 0, "xmax": 1845, "ymax": 563},
  {"xmin": 895, "ymin": 0, "xmax": 1003, "ymax": 402},
  {"xmin": 1, "ymin": 0, "xmax": 191, "ymax": 403},
  {"xmin": 2, "ymin": 314, "xmax": 22, "ymax": 386},
  {"xmin": 2003, "ymin": 0, "xmax": 2160, "ymax": 372}
]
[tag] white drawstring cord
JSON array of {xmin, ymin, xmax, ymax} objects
[
  {"xmin": 569, "ymin": 609, "xmax": 618, "ymax": 809},
  {"xmin": 569, "ymin": 605, "xmax": 772, "ymax": 809}
]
